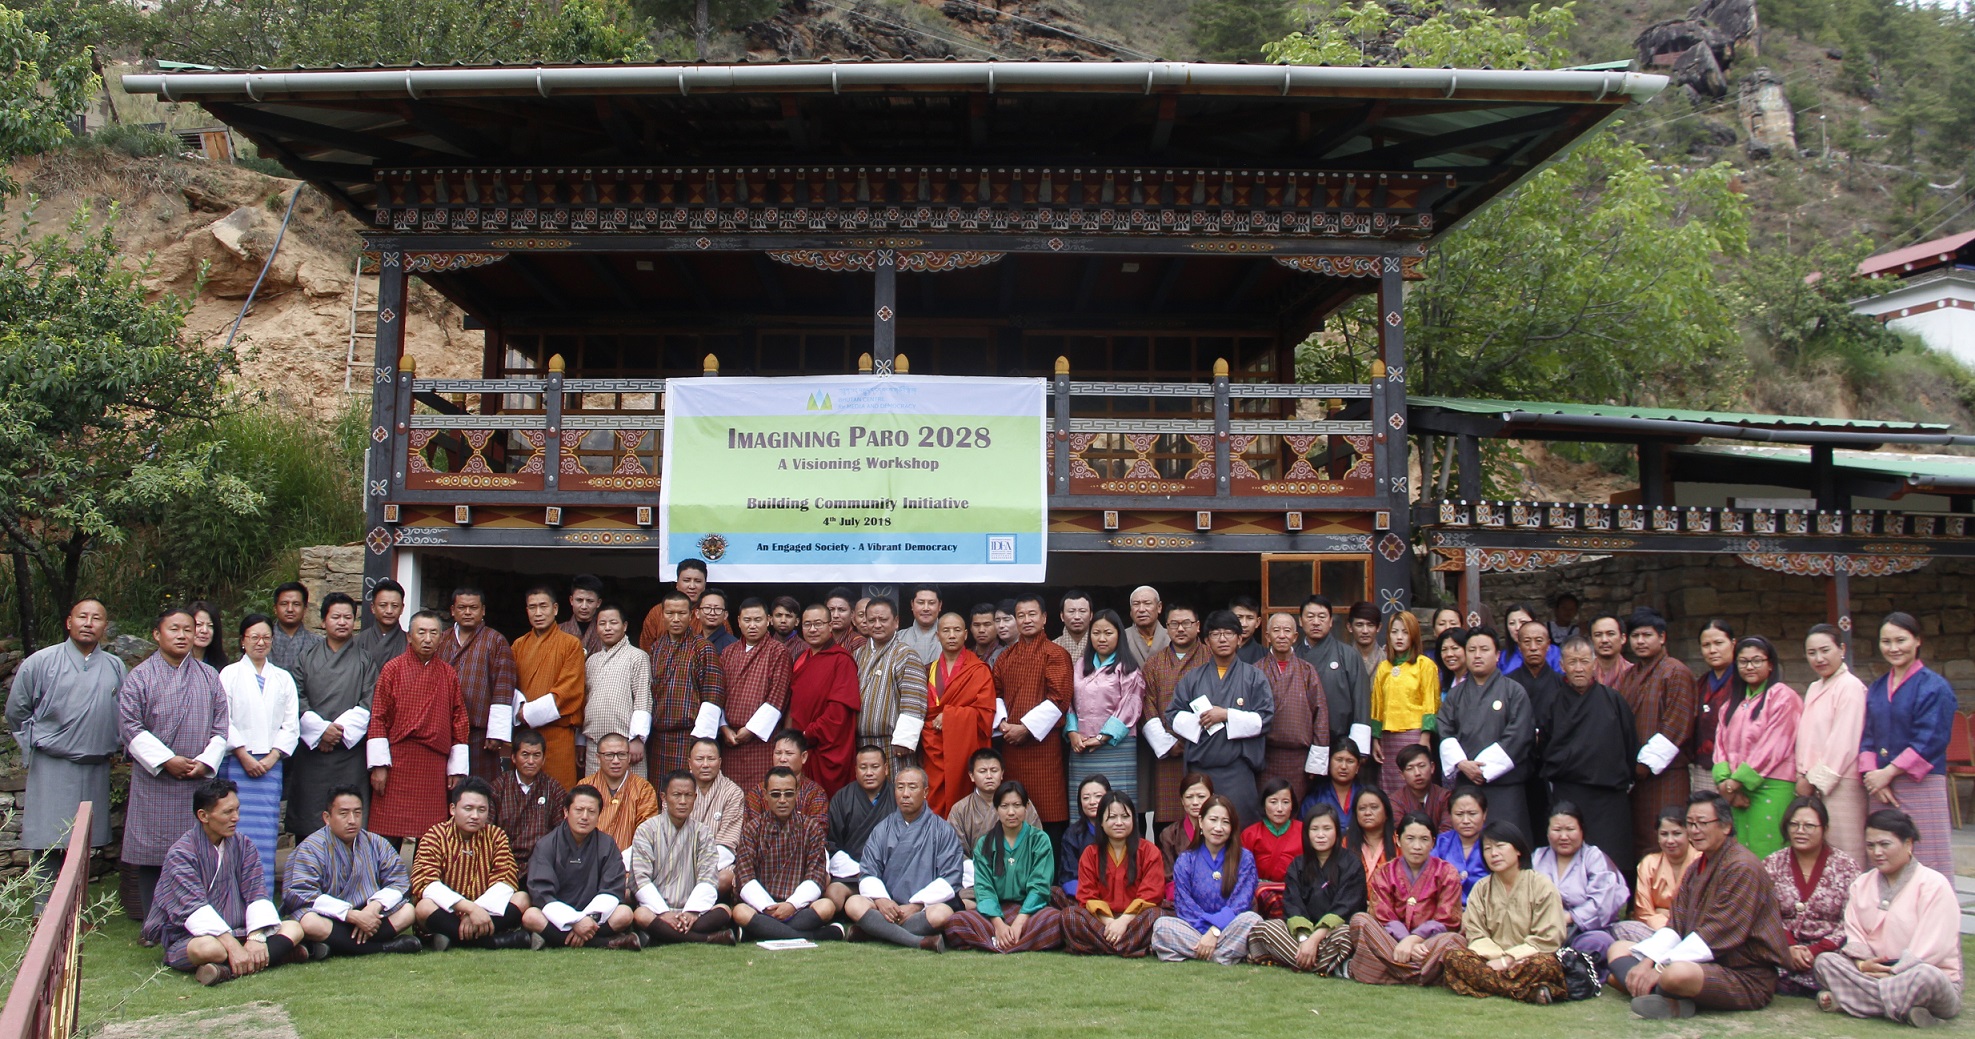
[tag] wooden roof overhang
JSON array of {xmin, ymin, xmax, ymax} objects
[{"xmin": 127, "ymin": 61, "xmax": 1663, "ymax": 335}]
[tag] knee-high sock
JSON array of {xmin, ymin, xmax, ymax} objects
[
  {"xmin": 327, "ymin": 919, "xmax": 400, "ymax": 955},
  {"xmin": 747, "ymin": 907, "xmax": 831, "ymax": 941},
  {"xmin": 901, "ymin": 912, "xmax": 938, "ymax": 936},
  {"xmin": 648, "ymin": 905, "xmax": 734, "ymax": 944},
  {"xmin": 475, "ymin": 904, "xmax": 524, "ymax": 947},
  {"xmin": 263, "ymin": 933, "xmax": 297, "ymax": 966},
  {"xmin": 856, "ymin": 911, "xmax": 928, "ymax": 948}
]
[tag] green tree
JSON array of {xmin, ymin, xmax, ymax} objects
[
  {"xmin": 1736, "ymin": 238, "xmax": 1903, "ymax": 380},
  {"xmin": 1190, "ymin": 0, "xmax": 1293, "ymax": 62},
  {"xmin": 0, "ymin": 204, "xmax": 256, "ymax": 650},
  {"xmin": 142, "ymin": 0, "xmax": 653, "ymax": 69},
  {"xmin": 636, "ymin": 0, "xmax": 777, "ymax": 60},
  {"xmin": 0, "ymin": 1, "xmax": 96, "ymax": 189},
  {"xmin": 1264, "ymin": 0, "xmax": 1574, "ymax": 68}
]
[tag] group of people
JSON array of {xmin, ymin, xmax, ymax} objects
[{"xmin": 2, "ymin": 570, "xmax": 1961, "ymax": 1028}]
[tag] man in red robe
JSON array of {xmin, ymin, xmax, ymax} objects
[
  {"xmin": 512, "ymin": 587, "xmax": 587, "ymax": 789},
  {"xmin": 993, "ymin": 595, "xmax": 1074, "ymax": 825},
  {"xmin": 369, "ymin": 611, "xmax": 470, "ymax": 841},
  {"xmin": 719, "ymin": 598, "xmax": 793, "ymax": 791},
  {"xmin": 787, "ymin": 604, "xmax": 861, "ymax": 796},
  {"xmin": 922, "ymin": 612, "xmax": 995, "ymax": 816}
]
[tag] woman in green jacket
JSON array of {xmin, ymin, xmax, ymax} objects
[{"xmin": 944, "ymin": 780, "xmax": 1064, "ymax": 952}]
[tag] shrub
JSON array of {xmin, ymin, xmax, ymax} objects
[{"xmin": 88, "ymin": 123, "xmax": 180, "ymax": 159}]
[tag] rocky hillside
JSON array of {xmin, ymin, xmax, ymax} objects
[{"xmin": 13, "ymin": 147, "xmax": 478, "ymax": 419}]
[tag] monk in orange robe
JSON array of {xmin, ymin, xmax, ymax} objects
[
  {"xmin": 922, "ymin": 612, "xmax": 996, "ymax": 815},
  {"xmin": 512, "ymin": 587, "xmax": 587, "ymax": 787}
]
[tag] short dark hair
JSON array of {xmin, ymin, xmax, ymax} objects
[
  {"xmin": 771, "ymin": 595, "xmax": 801, "ymax": 613},
  {"xmin": 1779, "ymin": 795, "xmax": 1828, "ymax": 842},
  {"xmin": 568, "ymin": 784, "xmax": 604, "ymax": 809},
  {"xmin": 967, "ymin": 747, "xmax": 1005, "ymax": 770},
  {"xmin": 1013, "ymin": 593, "xmax": 1045, "ymax": 612},
  {"xmin": 325, "ymin": 785, "xmax": 366, "ymax": 811},
  {"xmin": 660, "ymin": 769, "xmax": 695, "ymax": 793},
  {"xmin": 1059, "ymin": 589, "xmax": 1091, "ymax": 609},
  {"xmin": 737, "ymin": 597, "xmax": 766, "ymax": 614},
  {"xmin": 826, "ymin": 586, "xmax": 855, "ymax": 606},
  {"xmin": 908, "ymin": 584, "xmax": 940, "ymax": 602},
  {"xmin": 772, "ymin": 729, "xmax": 809, "ymax": 751},
  {"xmin": 1688, "ymin": 790, "xmax": 1736, "ymax": 834},
  {"xmin": 995, "ymin": 598, "xmax": 1018, "ymax": 615},
  {"xmin": 1480, "ymin": 819, "xmax": 1530, "ymax": 860},
  {"xmin": 1228, "ymin": 594, "xmax": 1259, "ymax": 613},
  {"xmin": 450, "ymin": 776, "xmax": 495, "ymax": 806},
  {"xmin": 322, "ymin": 592, "xmax": 358, "ymax": 620},
  {"xmin": 765, "ymin": 766, "xmax": 799, "ymax": 784},
  {"xmin": 1202, "ymin": 609, "xmax": 1242, "ymax": 636},
  {"xmin": 1395, "ymin": 743, "xmax": 1433, "ymax": 769},
  {"xmin": 661, "ymin": 590, "xmax": 691, "ymax": 607},
  {"xmin": 513, "ymin": 728, "xmax": 546, "ymax": 748},
  {"xmin": 865, "ymin": 596, "xmax": 897, "ymax": 618},
  {"xmin": 274, "ymin": 581, "xmax": 309, "ymax": 603},
  {"xmin": 675, "ymin": 558, "xmax": 708, "ymax": 578},
  {"xmin": 194, "ymin": 778, "xmax": 238, "ymax": 814},
  {"xmin": 699, "ymin": 587, "xmax": 728, "ymax": 607},
  {"xmin": 524, "ymin": 585, "xmax": 558, "ymax": 603},
  {"xmin": 855, "ymin": 744, "xmax": 889, "ymax": 761},
  {"xmin": 690, "ymin": 737, "xmax": 723, "ymax": 758},
  {"xmin": 1301, "ymin": 594, "xmax": 1333, "ymax": 613},
  {"xmin": 1624, "ymin": 607, "xmax": 1668, "ymax": 636},
  {"xmin": 1462, "ymin": 625, "xmax": 1501, "ymax": 650},
  {"xmin": 1347, "ymin": 601, "xmax": 1379, "ymax": 624},
  {"xmin": 1864, "ymin": 807, "xmax": 1922, "ymax": 843},
  {"xmin": 969, "ymin": 602, "xmax": 997, "ymax": 620},
  {"xmin": 449, "ymin": 586, "xmax": 484, "ymax": 606},
  {"xmin": 569, "ymin": 574, "xmax": 603, "ymax": 594},
  {"xmin": 238, "ymin": 613, "xmax": 275, "ymax": 639},
  {"xmin": 369, "ymin": 578, "xmax": 406, "ymax": 601}
]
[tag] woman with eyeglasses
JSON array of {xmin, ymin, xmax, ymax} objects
[
  {"xmin": 218, "ymin": 614, "xmax": 299, "ymax": 889},
  {"xmin": 1711, "ymin": 636, "xmax": 1802, "ymax": 858},
  {"xmin": 1812, "ymin": 808, "xmax": 1962, "ymax": 1027},
  {"xmin": 1440, "ymin": 820, "xmax": 1568, "ymax": 1004},
  {"xmin": 1857, "ymin": 612, "xmax": 1958, "ymax": 875},
  {"xmin": 1764, "ymin": 796, "xmax": 1860, "ymax": 995}
]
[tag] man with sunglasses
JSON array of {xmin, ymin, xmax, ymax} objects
[{"xmin": 731, "ymin": 767, "xmax": 839, "ymax": 942}]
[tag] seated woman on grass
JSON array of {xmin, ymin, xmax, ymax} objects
[
  {"xmin": 1061, "ymin": 792, "xmax": 1164, "ymax": 957},
  {"xmin": 1247, "ymin": 804, "xmax": 1364, "ymax": 975},
  {"xmin": 1531, "ymin": 801, "xmax": 1628, "ymax": 963},
  {"xmin": 1243, "ymin": 778, "xmax": 1300, "ymax": 918},
  {"xmin": 1150, "ymin": 795, "xmax": 1259, "ymax": 964},
  {"xmin": 1613, "ymin": 805, "xmax": 1694, "ymax": 943},
  {"xmin": 1347, "ymin": 787, "xmax": 1397, "ymax": 881},
  {"xmin": 1432, "ymin": 787, "xmax": 1489, "ymax": 904},
  {"xmin": 944, "ymin": 780, "xmax": 1063, "ymax": 954},
  {"xmin": 1157, "ymin": 773, "xmax": 1214, "ymax": 904},
  {"xmin": 1302, "ymin": 741, "xmax": 1374, "ymax": 820},
  {"xmin": 1054, "ymin": 774, "xmax": 1111, "ymax": 905},
  {"xmin": 1349, "ymin": 811, "xmax": 1466, "ymax": 986},
  {"xmin": 1440, "ymin": 821, "xmax": 1568, "ymax": 1004}
]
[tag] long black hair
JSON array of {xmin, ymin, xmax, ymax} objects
[
  {"xmin": 191, "ymin": 600, "xmax": 230, "ymax": 669},
  {"xmin": 1298, "ymin": 803, "xmax": 1344, "ymax": 885},
  {"xmin": 1082, "ymin": 609, "xmax": 1138, "ymax": 675},
  {"xmin": 1346, "ymin": 786, "xmax": 1397, "ymax": 862},
  {"xmin": 979, "ymin": 779, "xmax": 1032, "ymax": 879},
  {"xmin": 1724, "ymin": 635, "xmax": 1780, "ymax": 726},
  {"xmin": 1093, "ymin": 790, "xmax": 1142, "ymax": 889}
]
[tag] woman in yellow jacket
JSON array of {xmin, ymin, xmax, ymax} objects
[{"xmin": 1371, "ymin": 610, "xmax": 1440, "ymax": 792}]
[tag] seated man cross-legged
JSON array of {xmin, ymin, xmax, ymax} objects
[
  {"xmin": 845, "ymin": 766, "xmax": 965, "ymax": 952},
  {"xmin": 143, "ymin": 778, "xmax": 308, "ymax": 986},
  {"xmin": 733, "ymin": 767, "xmax": 840, "ymax": 942},
  {"xmin": 630, "ymin": 769, "xmax": 736, "ymax": 944},
  {"xmin": 523, "ymin": 784, "xmax": 642, "ymax": 950},
  {"xmin": 411, "ymin": 776, "xmax": 535, "ymax": 950},
  {"xmin": 283, "ymin": 784, "xmax": 421, "ymax": 959}
]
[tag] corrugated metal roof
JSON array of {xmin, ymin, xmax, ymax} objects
[
  {"xmin": 1857, "ymin": 229, "xmax": 1975, "ymax": 279},
  {"xmin": 1409, "ymin": 395, "xmax": 1950, "ymax": 433},
  {"xmin": 1676, "ymin": 444, "xmax": 1975, "ymax": 493}
]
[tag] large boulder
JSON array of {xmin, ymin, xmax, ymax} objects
[
  {"xmin": 1688, "ymin": 0, "xmax": 1759, "ymax": 46},
  {"xmin": 1738, "ymin": 67, "xmax": 1798, "ymax": 159}
]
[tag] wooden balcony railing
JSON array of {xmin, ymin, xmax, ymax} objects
[
  {"xmin": 0, "ymin": 802, "xmax": 92, "ymax": 1039},
  {"xmin": 386, "ymin": 355, "xmax": 1383, "ymax": 509}
]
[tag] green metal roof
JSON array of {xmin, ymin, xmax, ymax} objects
[
  {"xmin": 1675, "ymin": 445, "xmax": 1975, "ymax": 495},
  {"xmin": 1409, "ymin": 395, "xmax": 1951, "ymax": 434}
]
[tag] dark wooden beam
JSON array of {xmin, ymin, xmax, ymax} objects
[
  {"xmin": 969, "ymin": 94, "xmax": 990, "ymax": 150},
  {"xmin": 999, "ymin": 255, "xmax": 1019, "ymax": 313},
  {"xmin": 1224, "ymin": 258, "xmax": 1268, "ymax": 313},
  {"xmin": 593, "ymin": 97, "xmax": 641, "ymax": 156},
  {"xmin": 1149, "ymin": 94, "xmax": 1178, "ymax": 153},
  {"xmin": 668, "ymin": 256, "xmax": 711, "ymax": 310},
  {"xmin": 780, "ymin": 95, "xmax": 810, "ymax": 151},
  {"xmin": 1307, "ymin": 100, "xmax": 1386, "ymax": 160},
  {"xmin": 207, "ymin": 103, "xmax": 418, "ymax": 162},
  {"xmin": 584, "ymin": 255, "xmax": 639, "ymax": 309},
  {"xmin": 230, "ymin": 129, "xmax": 367, "ymax": 211},
  {"xmin": 750, "ymin": 254, "xmax": 789, "ymax": 312},
  {"xmin": 1148, "ymin": 257, "xmax": 1186, "ymax": 312},
  {"xmin": 391, "ymin": 101, "xmax": 500, "ymax": 158},
  {"xmin": 1073, "ymin": 257, "xmax": 1102, "ymax": 315},
  {"xmin": 507, "ymin": 256, "xmax": 568, "ymax": 312}
]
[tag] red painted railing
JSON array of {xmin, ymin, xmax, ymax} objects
[{"xmin": 0, "ymin": 802, "xmax": 92, "ymax": 1039}]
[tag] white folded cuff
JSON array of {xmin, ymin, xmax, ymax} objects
[
  {"xmin": 907, "ymin": 878, "xmax": 956, "ymax": 906},
  {"xmin": 196, "ymin": 736, "xmax": 229, "ymax": 773},
  {"xmin": 245, "ymin": 899, "xmax": 280, "ymax": 933},
  {"xmin": 485, "ymin": 703, "xmax": 514, "ymax": 743},
  {"xmin": 858, "ymin": 876, "xmax": 891, "ymax": 900},
  {"xmin": 366, "ymin": 737, "xmax": 392, "ymax": 769},
  {"xmin": 1476, "ymin": 743, "xmax": 1514, "ymax": 783},
  {"xmin": 521, "ymin": 694, "xmax": 560, "ymax": 728},
  {"xmin": 335, "ymin": 707, "xmax": 371, "ymax": 746},
  {"xmin": 1225, "ymin": 708, "xmax": 1263, "ymax": 740},
  {"xmin": 311, "ymin": 894, "xmax": 354, "ymax": 920},
  {"xmin": 186, "ymin": 904, "xmax": 231, "ymax": 937},
  {"xmin": 1304, "ymin": 744, "xmax": 1330, "ymax": 776},
  {"xmin": 683, "ymin": 882, "xmax": 719, "ymax": 913},
  {"xmin": 472, "ymin": 883, "xmax": 515, "ymax": 915},
  {"xmin": 744, "ymin": 703, "xmax": 783, "ymax": 743},
  {"xmin": 1019, "ymin": 700, "xmax": 1064, "ymax": 740},
  {"xmin": 691, "ymin": 701, "xmax": 724, "ymax": 739},
  {"xmin": 630, "ymin": 710, "xmax": 652, "ymax": 739},
  {"xmin": 1439, "ymin": 738, "xmax": 1468, "ymax": 777},
  {"xmin": 1141, "ymin": 717, "xmax": 1178, "ymax": 758},
  {"xmin": 621, "ymin": 848, "xmax": 633, "ymax": 871},
  {"xmin": 993, "ymin": 698, "xmax": 1008, "ymax": 730},
  {"xmin": 716, "ymin": 845, "xmax": 735, "ymax": 870},
  {"xmin": 740, "ymin": 879, "xmax": 776, "ymax": 911},
  {"xmin": 1171, "ymin": 712, "xmax": 1203, "ymax": 744},
  {"xmin": 424, "ymin": 881, "xmax": 464, "ymax": 911},
  {"xmin": 1638, "ymin": 733, "xmax": 1679, "ymax": 775},
  {"xmin": 961, "ymin": 860, "xmax": 976, "ymax": 890},
  {"xmin": 542, "ymin": 901, "xmax": 583, "ymax": 929},
  {"xmin": 446, "ymin": 744, "xmax": 468, "ymax": 775},
  {"xmin": 299, "ymin": 712, "xmax": 330, "ymax": 749},
  {"xmin": 128, "ymin": 731, "xmax": 175, "ymax": 774},
  {"xmin": 636, "ymin": 882, "xmax": 670, "ymax": 914},
  {"xmin": 828, "ymin": 851, "xmax": 862, "ymax": 878},
  {"xmin": 582, "ymin": 893, "xmax": 621, "ymax": 920},
  {"xmin": 1349, "ymin": 723, "xmax": 1373, "ymax": 756},
  {"xmin": 789, "ymin": 880, "xmax": 821, "ymax": 909},
  {"xmin": 890, "ymin": 713, "xmax": 924, "ymax": 751},
  {"xmin": 372, "ymin": 887, "xmax": 404, "ymax": 912}
]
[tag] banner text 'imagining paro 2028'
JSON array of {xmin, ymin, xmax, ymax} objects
[{"xmin": 659, "ymin": 375, "xmax": 1047, "ymax": 582}]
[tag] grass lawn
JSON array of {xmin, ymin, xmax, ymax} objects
[{"xmin": 32, "ymin": 883, "xmax": 1969, "ymax": 1039}]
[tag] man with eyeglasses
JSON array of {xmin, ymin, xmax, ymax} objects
[
  {"xmin": 698, "ymin": 589, "xmax": 738, "ymax": 653},
  {"xmin": 732, "ymin": 767, "xmax": 839, "ymax": 942},
  {"xmin": 1606, "ymin": 791, "xmax": 1790, "ymax": 1019},
  {"xmin": 580, "ymin": 733, "xmax": 660, "ymax": 860}
]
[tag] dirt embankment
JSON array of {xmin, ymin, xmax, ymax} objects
[{"xmin": 13, "ymin": 149, "xmax": 479, "ymax": 417}]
